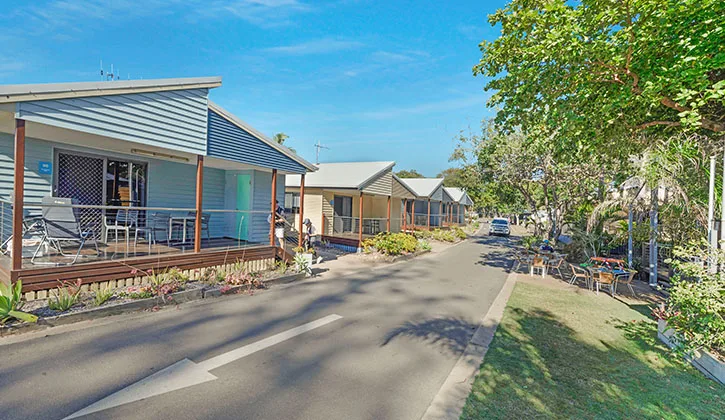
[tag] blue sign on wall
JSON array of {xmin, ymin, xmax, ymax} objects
[{"xmin": 38, "ymin": 161, "xmax": 52, "ymax": 175}]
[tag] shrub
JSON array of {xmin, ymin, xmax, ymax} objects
[
  {"xmin": 93, "ymin": 286, "xmax": 114, "ymax": 306},
  {"xmin": 414, "ymin": 230, "xmax": 432, "ymax": 240},
  {"xmin": 120, "ymin": 286, "xmax": 155, "ymax": 299},
  {"xmin": 452, "ymin": 227, "xmax": 467, "ymax": 240},
  {"xmin": 656, "ymin": 240, "xmax": 725, "ymax": 357},
  {"xmin": 294, "ymin": 253, "xmax": 311, "ymax": 275},
  {"xmin": 418, "ymin": 240, "xmax": 432, "ymax": 252},
  {"xmin": 48, "ymin": 279, "xmax": 82, "ymax": 312},
  {"xmin": 521, "ymin": 235, "xmax": 542, "ymax": 251},
  {"xmin": 431, "ymin": 229, "xmax": 457, "ymax": 243},
  {"xmin": 0, "ymin": 280, "xmax": 38, "ymax": 324},
  {"xmin": 362, "ymin": 232, "xmax": 418, "ymax": 256}
]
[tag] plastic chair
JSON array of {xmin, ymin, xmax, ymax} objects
[{"xmin": 103, "ymin": 209, "xmax": 138, "ymax": 246}]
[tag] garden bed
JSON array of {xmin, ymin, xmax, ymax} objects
[
  {"xmin": 355, "ymin": 248, "xmax": 431, "ymax": 264},
  {"xmin": 658, "ymin": 319, "xmax": 725, "ymax": 385},
  {"xmin": 1, "ymin": 267, "xmax": 308, "ymax": 336}
]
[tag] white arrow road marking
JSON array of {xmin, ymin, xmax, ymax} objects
[{"xmin": 64, "ymin": 314, "xmax": 343, "ymax": 420}]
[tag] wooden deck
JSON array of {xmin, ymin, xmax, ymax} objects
[{"xmin": 0, "ymin": 238, "xmax": 277, "ymax": 292}]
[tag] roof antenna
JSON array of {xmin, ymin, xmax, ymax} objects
[
  {"xmin": 314, "ymin": 139, "xmax": 330, "ymax": 165},
  {"xmin": 100, "ymin": 59, "xmax": 104, "ymax": 81}
]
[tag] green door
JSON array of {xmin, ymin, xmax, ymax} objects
[{"xmin": 236, "ymin": 174, "xmax": 251, "ymax": 240}]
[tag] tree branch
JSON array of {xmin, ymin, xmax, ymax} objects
[{"xmin": 636, "ymin": 120, "xmax": 682, "ymax": 129}]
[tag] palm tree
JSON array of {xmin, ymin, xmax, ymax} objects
[
  {"xmin": 273, "ymin": 133, "xmax": 289, "ymax": 145},
  {"xmin": 587, "ymin": 135, "xmax": 706, "ymax": 285},
  {"xmin": 273, "ymin": 132, "xmax": 296, "ymax": 154}
]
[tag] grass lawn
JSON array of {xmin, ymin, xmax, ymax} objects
[{"xmin": 461, "ymin": 281, "xmax": 725, "ymax": 419}]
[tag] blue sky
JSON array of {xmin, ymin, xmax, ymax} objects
[{"xmin": 0, "ymin": 0, "xmax": 503, "ymax": 176}]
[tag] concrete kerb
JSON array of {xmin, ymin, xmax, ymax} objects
[{"xmin": 420, "ymin": 271, "xmax": 517, "ymax": 420}]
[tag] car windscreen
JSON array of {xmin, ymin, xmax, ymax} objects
[{"xmin": 492, "ymin": 220, "xmax": 509, "ymax": 225}]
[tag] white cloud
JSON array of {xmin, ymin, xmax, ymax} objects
[
  {"xmin": 262, "ymin": 38, "xmax": 364, "ymax": 55},
  {"xmin": 3, "ymin": 0, "xmax": 312, "ymax": 34}
]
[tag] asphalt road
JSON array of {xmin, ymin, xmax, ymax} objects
[{"xmin": 0, "ymin": 233, "xmax": 514, "ymax": 420}]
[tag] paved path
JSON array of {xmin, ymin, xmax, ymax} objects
[{"xmin": 0, "ymin": 234, "xmax": 514, "ymax": 420}]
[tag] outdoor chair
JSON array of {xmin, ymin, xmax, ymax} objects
[
  {"xmin": 32, "ymin": 196, "xmax": 100, "ymax": 265},
  {"xmin": 180, "ymin": 211, "xmax": 211, "ymax": 242},
  {"xmin": 593, "ymin": 271, "xmax": 616, "ymax": 296},
  {"xmin": 134, "ymin": 212, "xmax": 171, "ymax": 250},
  {"xmin": 569, "ymin": 264, "xmax": 591, "ymax": 289},
  {"xmin": 531, "ymin": 256, "xmax": 546, "ymax": 277},
  {"xmin": 511, "ymin": 252, "xmax": 531, "ymax": 273},
  {"xmin": 102, "ymin": 209, "xmax": 138, "ymax": 245},
  {"xmin": 615, "ymin": 270, "xmax": 638, "ymax": 298},
  {"xmin": 547, "ymin": 257, "xmax": 565, "ymax": 279}
]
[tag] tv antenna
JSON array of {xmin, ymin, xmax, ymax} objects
[
  {"xmin": 100, "ymin": 60, "xmax": 121, "ymax": 81},
  {"xmin": 314, "ymin": 139, "xmax": 329, "ymax": 165}
]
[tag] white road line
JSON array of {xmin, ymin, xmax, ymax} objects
[{"xmin": 63, "ymin": 314, "xmax": 343, "ymax": 420}]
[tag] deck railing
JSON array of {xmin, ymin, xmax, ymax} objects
[
  {"xmin": 1, "ymin": 199, "xmax": 274, "ymax": 268},
  {"xmin": 329, "ymin": 216, "xmax": 408, "ymax": 236}
]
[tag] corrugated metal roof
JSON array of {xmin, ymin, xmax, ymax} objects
[
  {"xmin": 399, "ymin": 178, "xmax": 444, "ymax": 198},
  {"xmin": 444, "ymin": 187, "xmax": 465, "ymax": 202},
  {"xmin": 0, "ymin": 76, "xmax": 222, "ymax": 103},
  {"xmin": 286, "ymin": 161, "xmax": 395, "ymax": 189},
  {"xmin": 444, "ymin": 187, "xmax": 474, "ymax": 205}
]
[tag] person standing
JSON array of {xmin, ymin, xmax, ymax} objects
[
  {"xmin": 302, "ymin": 218, "xmax": 316, "ymax": 250},
  {"xmin": 267, "ymin": 200, "xmax": 286, "ymax": 248}
]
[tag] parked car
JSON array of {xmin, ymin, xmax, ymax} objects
[{"xmin": 489, "ymin": 218, "xmax": 510, "ymax": 236}]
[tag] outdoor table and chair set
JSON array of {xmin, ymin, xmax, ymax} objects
[
  {"xmin": 513, "ymin": 251, "xmax": 638, "ymax": 297},
  {"xmin": 2, "ymin": 196, "xmax": 211, "ymax": 266}
]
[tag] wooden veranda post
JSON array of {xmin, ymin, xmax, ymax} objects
[
  {"xmin": 411, "ymin": 201, "xmax": 415, "ymax": 231},
  {"xmin": 386, "ymin": 195, "xmax": 391, "ymax": 232},
  {"xmin": 270, "ymin": 169, "xmax": 277, "ymax": 246},
  {"xmin": 402, "ymin": 199, "xmax": 407, "ymax": 231},
  {"xmin": 427, "ymin": 199, "xmax": 431, "ymax": 230},
  {"xmin": 298, "ymin": 174, "xmax": 305, "ymax": 247},
  {"xmin": 439, "ymin": 202, "xmax": 443, "ymax": 228},
  {"xmin": 11, "ymin": 119, "xmax": 25, "ymax": 271},
  {"xmin": 194, "ymin": 156, "xmax": 204, "ymax": 253},
  {"xmin": 358, "ymin": 192, "xmax": 363, "ymax": 248}
]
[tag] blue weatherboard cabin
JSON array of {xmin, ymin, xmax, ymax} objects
[{"xmin": 0, "ymin": 77, "xmax": 315, "ymax": 296}]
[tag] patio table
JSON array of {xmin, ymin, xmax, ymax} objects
[{"xmin": 169, "ymin": 215, "xmax": 194, "ymax": 244}]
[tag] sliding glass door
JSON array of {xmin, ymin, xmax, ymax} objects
[{"xmin": 55, "ymin": 150, "xmax": 148, "ymax": 239}]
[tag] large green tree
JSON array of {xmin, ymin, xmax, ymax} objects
[
  {"xmin": 453, "ymin": 122, "xmax": 612, "ymax": 238},
  {"xmin": 475, "ymin": 0, "xmax": 725, "ymax": 156},
  {"xmin": 396, "ymin": 169, "xmax": 425, "ymax": 178}
]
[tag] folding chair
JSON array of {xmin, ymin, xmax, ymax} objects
[{"xmin": 32, "ymin": 197, "xmax": 100, "ymax": 265}]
